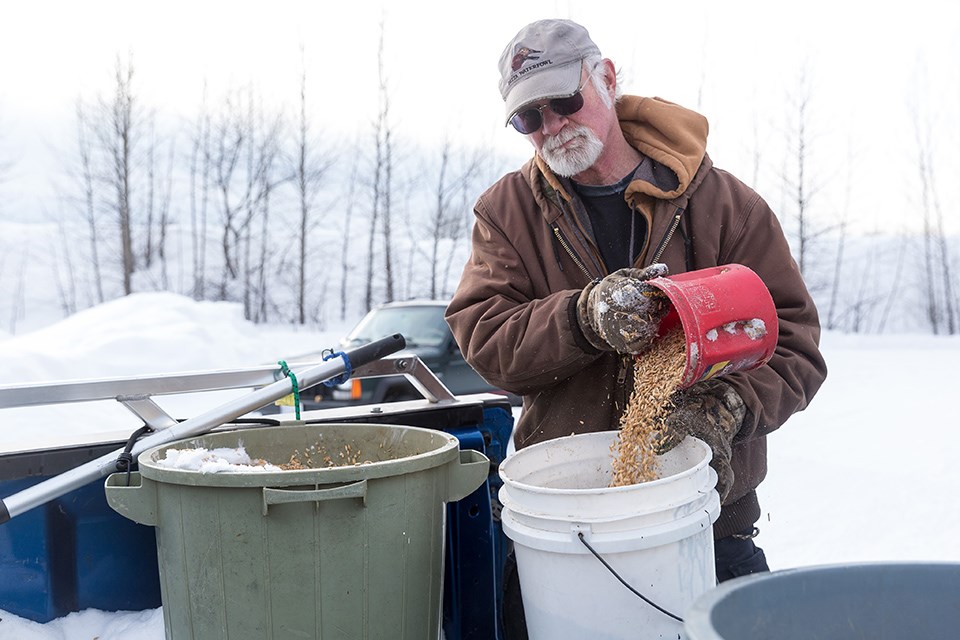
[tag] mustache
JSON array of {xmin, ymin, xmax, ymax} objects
[{"xmin": 542, "ymin": 126, "xmax": 588, "ymax": 153}]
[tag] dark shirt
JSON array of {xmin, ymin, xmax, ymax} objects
[{"xmin": 573, "ymin": 168, "xmax": 646, "ymax": 271}]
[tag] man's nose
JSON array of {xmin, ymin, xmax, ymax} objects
[{"xmin": 539, "ymin": 107, "xmax": 568, "ymax": 136}]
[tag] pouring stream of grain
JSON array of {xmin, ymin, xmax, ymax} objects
[{"xmin": 610, "ymin": 327, "xmax": 687, "ymax": 487}]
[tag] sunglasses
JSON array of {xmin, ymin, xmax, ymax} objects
[{"xmin": 509, "ymin": 80, "xmax": 588, "ymax": 135}]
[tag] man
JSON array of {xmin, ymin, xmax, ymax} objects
[{"xmin": 445, "ymin": 18, "xmax": 827, "ymax": 636}]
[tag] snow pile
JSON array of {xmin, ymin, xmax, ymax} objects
[
  {"xmin": 0, "ymin": 292, "xmax": 348, "ymax": 447},
  {"xmin": 154, "ymin": 445, "xmax": 282, "ymax": 473},
  {"xmin": 0, "ymin": 607, "xmax": 165, "ymax": 640},
  {"xmin": 0, "ymin": 292, "xmax": 293, "ymax": 384}
]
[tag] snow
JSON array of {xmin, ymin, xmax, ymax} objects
[
  {"xmin": 154, "ymin": 445, "xmax": 282, "ymax": 473},
  {"xmin": 742, "ymin": 318, "xmax": 766, "ymax": 340},
  {"xmin": 0, "ymin": 608, "xmax": 165, "ymax": 640},
  {"xmin": 2, "ymin": 293, "xmax": 959, "ymax": 638},
  {"xmin": 0, "ymin": 292, "xmax": 349, "ymax": 450}
]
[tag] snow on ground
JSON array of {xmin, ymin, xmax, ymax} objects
[
  {"xmin": 1, "ymin": 293, "xmax": 959, "ymax": 638},
  {"xmin": 0, "ymin": 292, "xmax": 349, "ymax": 450},
  {"xmin": 759, "ymin": 331, "xmax": 960, "ymax": 569}
]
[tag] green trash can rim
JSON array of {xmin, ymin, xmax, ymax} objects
[{"xmin": 135, "ymin": 422, "xmax": 463, "ymax": 488}]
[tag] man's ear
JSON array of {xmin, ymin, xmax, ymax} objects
[{"xmin": 601, "ymin": 58, "xmax": 617, "ymax": 95}]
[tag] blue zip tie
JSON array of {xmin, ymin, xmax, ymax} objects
[{"xmin": 322, "ymin": 350, "xmax": 353, "ymax": 387}]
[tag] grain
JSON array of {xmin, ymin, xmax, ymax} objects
[
  {"xmin": 610, "ymin": 327, "xmax": 687, "ymax": 487},
  {"xmin": 280, "ymin": 441, "xmax": 367, "ymax": 469}
]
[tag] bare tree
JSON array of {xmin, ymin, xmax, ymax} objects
[
  {"xmin": 189, "ymin": 85, "xmax": 213, "ymax": 299},
  {"xmin": 364, "ymin": 21, "xmax": 397, "ymax": 310},
  {"xmin": 912, "ymin": 100, "xmax": 957, "ymax": 334},
  {"xmin": 293, "ymin": 50, "xmax": 335, "ymax": 324},
  {"xmin": 6, "ymin": 248, "xmax": 28, "ymax": 334},
  {"xmin": 207, "ymin": 85, "xmax": 286, "ymax": 319},
  {"xmin": 0, "ymin": 124, "xmax": 11, "ymax": 215},
  {"xmin": 418, "ymin": 140, "xmax": 485, "ymax": 298},
  {"xmin": 876, "ymin": 233, "xmax": 909, "ymax": 334},
  {"xmin": 155, "ymin": 137, "xmax": 176, "ymax": 289},
  {"xmin": 250, "ymin": 173, "xmax": 275, "ymax": 323},
  {"xmin": 97, "ymin": 55, "xmax": 140, "ymax": 295},
  {"xmin": 74, "ymin": 100, "xmax": 105, "ymax": 304},
  {"xmin": 209, "ymin": 92, "xmax": 248, "ymax": 292},
  {"xmin": 427, "ymin": 143, "xmax": 454, "ymax": 299},
  {"xmin": 440, "ymin": 166, "xmax": 480, "ymax": 298},
  {"xmin": 143, "ymin": 121, "xmax": 157, "ymax": 269},
  {"xmin": 777, "ymin": 64, "xmax": 837, "ymax": 289},
  {"xmin": 0, "ymin": 113, "xmax": 14, "ymax": 222},
  {"xmin": 137, "ymin": 120, "xmax": 176, "ymax": 290},
  {"xmin": 340, "ymin": 145, "xmax": 360, "ymax": 322},
  {"xmin": 51, "ymin": 206, "xmax": 79, "ymax": 316},
  {"xmin": 825, "ymin": 139, "xmax": 855, "ymax": 330},
  {"xmin": 785, "ymin": 69, "xmax": 814, "ymax": 274},
  {"xmin": 242, "ymin": 97, "xmax": 285, "ymax": 322},
  {"xmin": 61, "ymin": 52, "xmax": 177, "ymax": 304}
]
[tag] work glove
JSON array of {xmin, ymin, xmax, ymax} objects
[
  {"xmin": 576, "ymin": 264, "xmax": 671, "ymax": 354},
  {"xmin": 654, "ymin": 378, "xmax": 747, "ymax": 503}
]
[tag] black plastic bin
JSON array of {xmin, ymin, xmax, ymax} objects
[{"xmin": 684, "ymin": 562, "xmax": 960, "ymax": 640}]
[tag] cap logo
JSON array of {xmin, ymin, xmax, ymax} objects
[
  {"xmin": 511, "ymin": 45, "xmax": 542, "ymax": 71},
  {"xmin": 507, "ymin": 44, "xmax": 554, "ymax": 87}
]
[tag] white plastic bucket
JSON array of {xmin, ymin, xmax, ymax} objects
[{"xmin": 499, "ymin": 432, "xmax": 720, "ymax": 640}]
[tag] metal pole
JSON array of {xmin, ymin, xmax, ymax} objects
[{"xmin": 0, "ymin": 334, "xmax": 405, "ymax": 524}]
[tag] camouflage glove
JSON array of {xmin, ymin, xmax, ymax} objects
[
  {"xmin": 655, "ymin": 378, "xmax": 747, "ymax": 502},
  {"xmin": 576, "ymin": 264, "xmax": 670, "ymax": 354}
]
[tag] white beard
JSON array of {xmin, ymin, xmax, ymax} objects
[{"xmin": 540, "ymin": 125, "xmax": 604, "ymax": 177}]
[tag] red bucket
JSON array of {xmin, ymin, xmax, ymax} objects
[{"xmin": 648, "ymin": 264, "xmax": 778, "ymax": 389}]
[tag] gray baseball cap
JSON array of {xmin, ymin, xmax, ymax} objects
[{"xmin": 498, "ymin": 19, "xmax": 601, "ymax": 125}]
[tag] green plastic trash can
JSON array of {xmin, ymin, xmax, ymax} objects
[
  {"xmin": 105, "ymin": 423, "xmax": 490, "ymax": 640},
  {"xmin": 684, "ymin": 562, "xmax": 960, "ymax": 640}
]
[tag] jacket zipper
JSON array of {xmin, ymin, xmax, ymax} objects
[
  {"xmin": 650, "ymin": 206, "xmax": 685, "ymax": 264},
  {"xmin": 551, "ymin": 223, "xmax": 595, "ymax": 282}
]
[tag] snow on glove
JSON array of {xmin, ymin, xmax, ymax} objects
[
  {"xmin": 654, "ymin": 378, "xmax": 746, "ymax": 503},
  {"xmin": 576, "ymin": 264, "xmax": 671, "ymax": 354}
]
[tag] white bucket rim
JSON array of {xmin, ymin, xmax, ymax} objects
[
  {"xmin": 499, "ymin": 432, "xmax": 712, "ymax": 497},
  {"xmin": 500, "ymin": 490, "xmax": 720, "ymax": 554},
  {"xmin": 498, "ymin": 478, "xmax": 718, "ymax": 525}
]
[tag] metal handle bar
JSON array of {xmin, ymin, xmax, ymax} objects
[{"xmin": 0, "ymin": 334, "xmax": 406, "ymax": 524}]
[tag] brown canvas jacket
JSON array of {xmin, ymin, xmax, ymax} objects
[{"xmin": 446, "ymin": 95, "xmax": 827, "ymax": 538}]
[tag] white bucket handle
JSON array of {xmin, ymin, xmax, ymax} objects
[{"xmin": 576, "ymin": 529, "xmax": 685, "ymax": 623}]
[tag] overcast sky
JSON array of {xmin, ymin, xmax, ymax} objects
[{"xmin": 1, "ymin": 0, "xmax": 957, "ymax": 232}]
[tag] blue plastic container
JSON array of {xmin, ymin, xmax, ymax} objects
[
  {"xmin": 684, "ymin": 562, "xmax": 960, "ymax": 640},
  {"xmin": 443, "ymin": 405, "xmax": 512, "ymax": 640},
  {"xmin": 0, "ymin": 469, "xmax": 161, "ymax": 621}
]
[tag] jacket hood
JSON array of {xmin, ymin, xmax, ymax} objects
[{"xmin": 617, "ymin": 95, "xmax": 708, "ymax": 201}]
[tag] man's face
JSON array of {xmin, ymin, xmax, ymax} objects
[
  {"xmin": 522, "ymin": 64, "xmax": 617, "ymax": 178},
  {"xmin": 538, "ymin": 124, "xmax": 604, "ymax": 178}
]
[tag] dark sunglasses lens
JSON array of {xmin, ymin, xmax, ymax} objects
[
  {"xmin": 509, "ymin": 90, "xmax": 585, "ymax": 134},
  {"xmin": 550, "ymin": 91, "xmax": 585, "ymax": 116},
  {"xmin": 511, "ymin": 109, "xmax": 542, "ymax": 134}
]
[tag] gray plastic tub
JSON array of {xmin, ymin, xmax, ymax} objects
[{"xmin": 684, "ymin": 562, "xmax": 960, "ymax": 639}]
